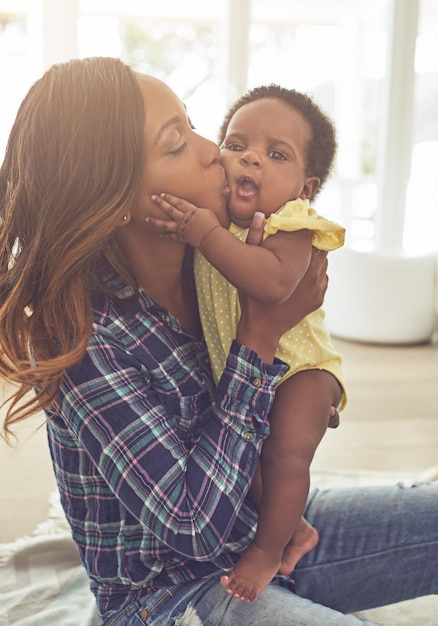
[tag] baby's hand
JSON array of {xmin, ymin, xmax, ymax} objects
[{"xmin": 148, "ymin": 193, "xmax": 221, "ymax": 249}]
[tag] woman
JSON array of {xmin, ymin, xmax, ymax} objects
[{"xmin": 0, "ymin": 57, "xmax": 436, "ymax": 625}]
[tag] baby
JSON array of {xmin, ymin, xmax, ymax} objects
[{"xmin": 150, "ymin": 84, "xmax": 346, "ymax": 602}]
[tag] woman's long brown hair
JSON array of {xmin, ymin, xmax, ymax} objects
[{"xmin": 0, "ymin": 57, "xmax": 145, "ymax": 442}]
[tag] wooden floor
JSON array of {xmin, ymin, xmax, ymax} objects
[
  {"xmin": 312, "ymin": 337, "xmax": 438, "ymax": 474},
  {"xmin": 1, "ymin": 337, "xmax": 437, "ymax": 543}
]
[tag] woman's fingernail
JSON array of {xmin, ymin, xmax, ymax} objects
[{"xmin": 253, "ymin": 212, "xmax": 265, "ymax": 227}]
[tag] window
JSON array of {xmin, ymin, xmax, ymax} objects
[
  {"xmin": 78, "ymin": 0, "xmax": 228, "ymax": 141},
  {"xmin": 1, "ymin": 0, "xmax": 437, "ymax": 253},
  {"xmin": 0, "ymin": 0, "xmax": 35, "ymax": 157}
]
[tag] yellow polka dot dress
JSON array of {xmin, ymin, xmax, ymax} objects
[{"xmin": 195, "ymin": 199, "xmax": 347, "ymax": 410}]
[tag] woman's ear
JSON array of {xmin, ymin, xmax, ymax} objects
[{"xmin": 300, "ymin": 176, "xmax": 321, "ymax": 200}]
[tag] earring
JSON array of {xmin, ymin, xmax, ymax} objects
[{"xmin": 122, "ymin": 215, "xmax": 127, "ymax": 221}]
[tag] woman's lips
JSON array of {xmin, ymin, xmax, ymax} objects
[{"xmin": 222, "ymin": 177, "xmax": 231, "ymax": 199}]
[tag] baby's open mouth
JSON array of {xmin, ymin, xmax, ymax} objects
[{"xmin": 236, "ymin": 176, "xmax": 258, "ymax": 199}]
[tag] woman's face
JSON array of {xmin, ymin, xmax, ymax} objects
[{"xmin": 133, "ymin": 75, "xmax": 229, "ymax": 226}]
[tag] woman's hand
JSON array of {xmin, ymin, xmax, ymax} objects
[
  {"xmin": 278, "ymin": 246, "xmax": 329, "ymax": 324},
  {"xmin": 237, "ymin": 214, "xmax": 329, "ymax": 363},
  {"xmin": 328, "ymin": 405, "xmax": 340, "ymax": 428}
]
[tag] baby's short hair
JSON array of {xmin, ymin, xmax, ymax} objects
[{"xmin": 218, "ymin": 84, "xmax": 337, "ymax": 198}]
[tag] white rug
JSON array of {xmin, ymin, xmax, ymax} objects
[
  {"xmin": 0, "ymin": 492, "xmax": 99, "ymax": 626},
  {"xmin": 0, "ymin": 469, "xmax": 437, "ymax": 626}
]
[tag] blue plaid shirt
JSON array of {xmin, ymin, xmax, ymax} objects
[{"xmin": 46, "ymin": 262, "xmax": 287, "ymax": 617}]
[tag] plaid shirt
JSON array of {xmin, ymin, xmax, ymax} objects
[{"xmin": 46, "ymin": 263, "xmax": 287, "ymax": 617}]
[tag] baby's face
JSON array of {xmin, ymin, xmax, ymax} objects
[{"xmin": 220, "ymin": 97, "xmax": 313, "ymax": 229}]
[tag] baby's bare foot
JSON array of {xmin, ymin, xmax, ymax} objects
[
  {"xmin": 220, "ymin": 542, "xmax": 281, "ymax": 602},
  {"xmin": 278, "ymin": 517, "xmax": 319, "ymax": 576}
]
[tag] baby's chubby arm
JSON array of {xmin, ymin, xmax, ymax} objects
[{"xmin": 149, "ymin": 193, "xmax": 313, "ymax": 304}]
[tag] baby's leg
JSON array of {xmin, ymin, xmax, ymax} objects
[
  {"xmin": 221, "ymin": 370, "xmax": 341, "ymax": 602},
  {"xmin": 278, "ymin": 515, "xmax": 319, "ymax": 575}
]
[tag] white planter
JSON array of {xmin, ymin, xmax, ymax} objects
[{"xmin": 324, "ymin": 248, "xmax": 437, "ymax": 344}]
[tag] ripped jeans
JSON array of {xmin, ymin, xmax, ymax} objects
[{"xmin": 102, "ymin": 482, "xmax": 438, "ymax": 626}]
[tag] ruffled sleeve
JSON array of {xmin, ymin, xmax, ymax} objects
[{"xmin": 264, "ymin": 199, "xmax": 345, "ymax": 251}]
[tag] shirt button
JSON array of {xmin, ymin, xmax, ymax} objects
[
  {"xmin": 252, "ymin": 377, "xmax": 262, "ymax": 388},
  {"xmin": 243, "ymin": 432, "xmax": 254, "ymax": 442}
]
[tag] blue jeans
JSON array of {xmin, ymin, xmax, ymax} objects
[{"xmin": 103, "ymin": 482, "xmax": 438, "ymax": 625}]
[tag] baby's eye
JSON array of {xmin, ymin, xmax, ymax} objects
[
  {"xmin": 225, "ymin": 143, "xmax": 244, "ymax": 152},
  {"xmin": 268, "ymin": 150, "xmax": 286, "ymax": 161}
]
